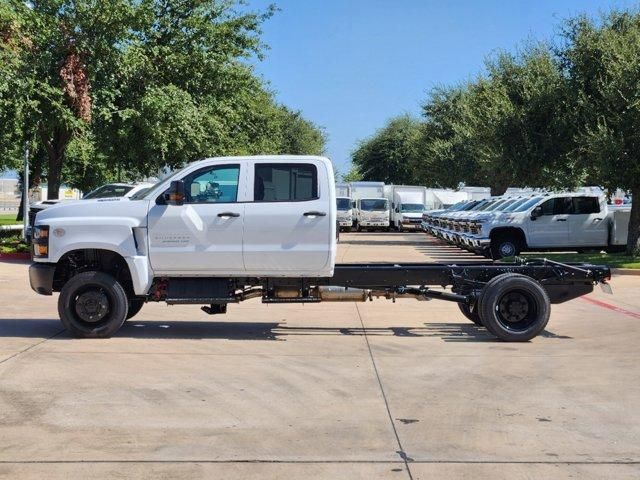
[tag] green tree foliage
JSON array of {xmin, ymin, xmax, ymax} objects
[
  {"xmin": 0, "ymin": 1, "xmax": 28, "ymax": 171},
  {"xmin": 1, "ymin": 0, "xmax": 325, "ymax": 198},
  {"xmin": 416, "ymin": 46, "xmax": 577, "ymax": 195},
  {"xmin": 275, "ymin": 106, "xmax": 326, "ymax": 155},
  {"xmin": 561, "ymin": 11, "xmax": 640, "ymax": 255},
  {"xmin": 342, "ymin": 164, "xmax": 363, "ymax": 182},
  {"xmin": 352, "ymin": 115, "xmax": 421, "ymax": 184}
]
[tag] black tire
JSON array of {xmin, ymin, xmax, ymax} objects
[
  {"xmin": 458, "ymin": 302, "xmax": 483, "ymax": 326},
  {"xmin": 344, "ymin": 227, "xmax": 352, "ymax": 233},
  {"xmin": 478, "ymin": 273, "xmax": 550, "ymax": 342},
  {"xmin": 356, "ymin": 223, "xmax": 362, "ymax": 232},
  {"xmin": 127, "ymin": 298, "xmax": 145, "ymax": 320},
  {"xmin": 58, "ymin": 271, "xmax": 129, "ymax": 338},
  {"xmin": 491, "ymin": 235, "xmax": 521, "ymax": 259},
  {"xmin": 398, "ymin": 222, "xmax": 404, "ymax": 232}
]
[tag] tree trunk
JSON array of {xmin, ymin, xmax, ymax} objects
[
  {"xmin": 626, "ymin": 186, "xmax": 640, "ymax": 257},
  {"xmin": 40, "ymin": 126, "xmax": 71, "ymax": 200},
  {"xmin": 47, "ymin": 153, "xmax": 63, "ymax": 200}
]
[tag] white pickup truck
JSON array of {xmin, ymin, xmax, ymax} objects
[
  {"xmin": 29, "ymin": 156, "xmax": 611, "ymax": 342},
  {"xmin": 463, "ymin": 193, "xmax": 630, "ymax": 258}
]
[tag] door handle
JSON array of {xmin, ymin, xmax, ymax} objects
[
  {"xmin": 555, "ymin": 218, "xmax": 567, "ymax": 222},
  {"xmin": 218, "ymin": 212, "xmax": 240, "ymax": 218},
  {"xmin": 303, "ymin": 211, "xmax": 327, "ymax": 217}
]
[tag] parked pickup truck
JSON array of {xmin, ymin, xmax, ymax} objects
[
  {"xmin": 462, "ymin": 193, "xmax": 630, "ymax": 258},
  {"xmin": 29, "ymin": 156, "xmax": 611, "ymax": 342}
]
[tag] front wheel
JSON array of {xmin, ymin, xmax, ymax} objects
[
  {"xmin": 479, "ymin": 273, "xmax": 550, "ymax": 342},
  {"xmin": 127, "ymin": 298, "xmax": 145, "ymax": 320},
  {"xmin": 58, "ymin": 271, "xmax": 129, "ymax": 338},
  {"xmin": 491, "ymin": 235, "xmax": 521, "ymax": 259}
]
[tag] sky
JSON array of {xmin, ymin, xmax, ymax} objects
[{"xmin": 247, "ymin": 0, "xmax": 636, "ymax": 177}]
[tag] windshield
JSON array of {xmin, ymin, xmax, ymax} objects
[
  {"xmin": 401, "ymin": 203, "xmax": 425, "ymax": 212},
  {"xmin": 129, "ymin": 187, "xmax": 151, "ymax": 200},
  {"xmin": 360, "ymin": 199, "xmax": 388, "ymax": 211},
  {"xmin": 503, "ymin": 198, "xmax": 528, "ymax": 212},
  {"xmin": 471, "ymin": 200, "xmax": 492, "ymax": 211},
  {"xmin": 513, "ymin": 197, "xmax": 543, "ymax": 212},
  {"xmin": 487, "ymin": 199, "xmax": 515, "ymax": 211},
  {"xmin": 336, "ymin": 198, "xmax": 351, "ymax": 210},
  {"xmin": 84, "ymin": 184, "xmax": 133, "ymax": 199}
]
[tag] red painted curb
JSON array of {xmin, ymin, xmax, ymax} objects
[
  {"xmin": 0, "ymin": 252, "xmax": 31, "ymax": 260},
  {"xmin": 581, "ymin": 297, "xmax": 640, "ymax": 320}
]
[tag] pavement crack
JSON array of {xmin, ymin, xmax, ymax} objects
[
  {"xmin": 0, "ymin": 329, "xmax": 65, "ymax": 368},
  {"xmin": 355, "ymin": 303, "xmax": 414, "ymax": 480}
]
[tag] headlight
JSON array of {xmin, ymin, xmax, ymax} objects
[{"xmin": 32, "ymin": 225, "xmax": 50, "ymax": 258}]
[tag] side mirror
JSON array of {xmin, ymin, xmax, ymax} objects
[
  {"xmin": 163, "ymin": 180, "xmax": 185, "ymax": 206},
  {"xmin": 395, "ymin": 207, "xmax": 399, "ymax": 213},
  {"xmin": 530, "ymin": 206, "xmax": 542, "ymax": 220}
]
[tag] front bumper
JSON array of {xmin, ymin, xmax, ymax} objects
[
  {"xmin": 359, "ymin": 221, "xmax": 388, "ymax": 227},
  {"xmin": 29, "ymin": 263, "xmax": 56, "ymax": 295}
]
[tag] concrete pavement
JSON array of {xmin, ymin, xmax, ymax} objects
[{"xmin": 0, "ymin": 234, "xmax": 639, "ymax": 479}]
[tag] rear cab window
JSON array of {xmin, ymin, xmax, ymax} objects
[
  {"xmin": 572, "ymin": 196, "xmax": 600, "ymax": 214},
  {"xmin": 254, "ymin": 163, "xmax": 318, "ymax": 202}
]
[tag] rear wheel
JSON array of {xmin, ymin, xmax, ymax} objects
[
  {"xmin": 478, "ymin": 273, "xmax": 550, "ymax": 342},
  {"xmin": 458, "ymin": 302, "xmax": 482, "ymax": 326},
  {"xmin": 58, "ymin": 271, "xmax": 129, "ymax": 338}
]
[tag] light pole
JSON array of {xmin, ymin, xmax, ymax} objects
[{"xmin": 22, "ymin": 142, "xmax": 29, "ymax": 241}]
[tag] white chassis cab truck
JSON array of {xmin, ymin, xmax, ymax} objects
[
  {"xmin": 335, "ymin": 183, "xmax": 353, "ymax": 231},
  {"xmin": 29, "ymin": 156, "xmax": 611, "ymax": 342},
  {"xmin": 350, "ymin": 181, "xmax": 389, "ymax": 231},
  {"xmin": 385, "ymin": 185, "xmax": 427, "ymax": 231}
]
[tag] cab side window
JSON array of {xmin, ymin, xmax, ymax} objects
[
  {"xmin": 183, "ymin": 165, "xmax": 240, "ymax": 203},
  {"xmin": 539, "ymin": 198, "xmax": 556, "ymax": 215},
  {"xmin": 572, "ymin": 196, "xmax": 600, "ymax": 214},
  {"xmin": 254, "ymin": 163, "xmax": 318, "ymax": 202},
  {"xmin": 540, "ymin": 197, "xmax": 572, "ymax": 215}
]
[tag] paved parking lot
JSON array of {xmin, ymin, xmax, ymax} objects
[{"xmin": 1, "ymin": 233, "xmax": 639, "ymax": 479}]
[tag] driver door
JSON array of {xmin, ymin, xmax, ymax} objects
[
  {"xmin": 148, "ymin": 163, "xmax": 246, "ymax": 274},
  {"xmin": 527, "ymin": 197, "xmax": 570, "ymax": 247}
]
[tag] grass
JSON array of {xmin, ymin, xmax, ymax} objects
[
  {"xmin": 0, "ymin": 214, "xmax": 20, "ymax": 226},
  {"xmin": 521, "ymin": 251, "xmax": 640, "ymax": 269}
]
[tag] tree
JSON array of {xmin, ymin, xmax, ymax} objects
[
  {"xmin": 418, "ymin": 45, "xmax": 576, "ymax": 195},
  {"xmin": 351, "ymin": 115, "xmax": 421, "ymax": 184},
  {"xmin": 3, "ymin": 0, "xmax": 323, "ymax": 199},
  {"xmin": 342, "ymin": 164, "xmax": 362, "ymax": 182},
  {"xmin": 562, "ymin": 11, "xmax": 640, "ymax": 255},
  {"xmin": 276, "ymin": 107, "xmax": 326, "ymax": 155}
]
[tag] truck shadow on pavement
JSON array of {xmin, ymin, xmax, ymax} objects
[{"xmin": 0, "ymin": 318, "xmax": 570, "ymax": 342}]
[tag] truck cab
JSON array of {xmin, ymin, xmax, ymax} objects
[
  {"xmin": 336, "ymin": 197, "xmax": 354, "ymax": 231},
  {"xmin": 355, "ymin": 198, "xmax": 390, "ymax": 231},
  {"xmin": 385, "ymin": 186, "xmax": 427, "ymax": 231},
  {"xmin": 31, "ymin": 156, "xmax": 338, "ymax": 295}
]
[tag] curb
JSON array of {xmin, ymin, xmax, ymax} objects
[
  {"xmin": 611, "ymin": 268, "xmax": 640, "ymax": 276},
  {"xmin": 0, "ymin": 252, "xmax": 31, "ymax": 261}
]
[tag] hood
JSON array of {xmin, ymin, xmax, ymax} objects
[{"xmin": 36, "ymin": 197, "xmax": 150, "ymax": 228}]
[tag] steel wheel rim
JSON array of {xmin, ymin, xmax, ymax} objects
[{"xmin": 495, "ymin": 289, "xmax": 537, "ymax": 331}]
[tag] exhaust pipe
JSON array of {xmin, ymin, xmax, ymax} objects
[{"xmin": 314, "ymin": 286, "xmax": 429, "ymax": 302}]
